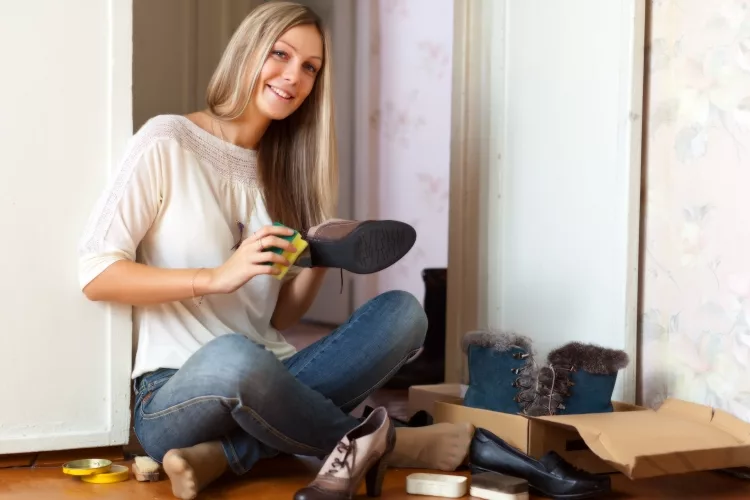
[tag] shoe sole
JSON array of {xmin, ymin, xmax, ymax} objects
[
  {"xmin": 300, "ymin": 220, "xmax": 416, "ymax": 274},
  {"xmin": 469, "ymin": 464, "xmax": 609, "ymax": 500}
]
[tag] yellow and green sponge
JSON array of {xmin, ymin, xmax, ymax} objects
[{"xmin": 269, "ymin": 221, "xmax": 308, "ymax": 280}]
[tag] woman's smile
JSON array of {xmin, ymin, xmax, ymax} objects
[{"xmin": 267, "ymin": 84, "xmax": 294, "ymax": 100}]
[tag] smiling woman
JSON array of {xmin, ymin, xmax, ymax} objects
[
  {"xmin": 199, "ymin": 4, "xmax": 335, "ymax": 233},
  {"xmin": 76, "ymin": 1, "xmax": 470, "ymax": 499}
]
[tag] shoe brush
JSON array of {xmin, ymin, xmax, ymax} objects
[
  {"xmin": 132, "ymin": 456, "xmax": 160, "ymax": 482},
  {"xmin": 470, "ymin": 471, "xmax": 529, "ymax": 500}
]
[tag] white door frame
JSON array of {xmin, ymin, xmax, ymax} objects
[
  {"xmin": 445, "ymin": 0, "xmax": 645, "ymax": 405},
  {"xmin": 443, "ymin": 0, "xmax": 488, "ymax": 385},
  {"xmin": 351, "ymin": 0, "xmax": 380, "ymax": 310},
  {"xmin": 0, "ymin": 0, "xmax": 133, "ymax": 454}
]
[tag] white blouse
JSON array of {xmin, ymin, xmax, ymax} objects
[{"xmin": 78, "ymin": 114, "xmax": 297, "ymax": 379}]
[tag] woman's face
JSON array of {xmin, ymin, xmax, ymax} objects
[{"xmin": 254, "ymin": 24, "xmax": 323, "ymax": 121}]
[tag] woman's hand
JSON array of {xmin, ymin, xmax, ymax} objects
[{"xmin": 208, "ymin": 224, "xmax": 298, "ymax": 294}]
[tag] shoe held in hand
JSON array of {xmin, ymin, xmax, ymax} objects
[{"xmin": 296, "ymin": 219, "xmax": 416, "ymax": 274}]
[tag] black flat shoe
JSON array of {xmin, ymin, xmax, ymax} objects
[{"xmin": 469, "ymin": 428, "xmax": 611, "ymax": 499}]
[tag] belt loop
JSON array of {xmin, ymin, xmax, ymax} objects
[{"xmin": 136, "ymin": 374, "xmax": 148, "ymax": 393}]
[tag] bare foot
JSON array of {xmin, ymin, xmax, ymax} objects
[
  {"xmin": 163, "ymin": 441, "xmax": 228, "ymax": 499},
  {"xmin": 390, "ymin": 422, "xmax": 474, "ymax": 471}
]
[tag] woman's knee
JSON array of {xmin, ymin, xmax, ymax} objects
[
  {"xmin": 203, "ymin": 333, "xmax": 270, "ymax": 362},
  {"xmin": 199, "ymin": 334, "xmax": 280, "ymax": 391},
  {"xmin": 374, "ymin": 290, "xmax": 428, "ymax": 351}
]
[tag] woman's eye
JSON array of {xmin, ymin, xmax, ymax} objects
[
  {"xmin": 305, "ymin": 64, "xmax": 318, "ymax": 73},
  {"xmin": 273, "ymin": 50, "xmax": 287, "ymax": 58}
]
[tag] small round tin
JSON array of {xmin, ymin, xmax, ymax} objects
[
  {"xmin": 80, "ymin": 464, "xmax": 130, "ymax": 484},
  {"xmin": 62, "ymin": 458, "xmax": 113, "ymax": 476}
]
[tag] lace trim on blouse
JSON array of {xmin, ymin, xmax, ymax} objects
[{"xmin": 79, "ymin": 114, "xmax": 258, "ymax": 255}]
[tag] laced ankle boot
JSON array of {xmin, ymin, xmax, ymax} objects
[
  {"xmin": 462, "ymin": 330, "xmax": 538, "ymax": 414},
  {"xmin": 526, "ymin": 341, "xmax": 629, "ymax": 416}
]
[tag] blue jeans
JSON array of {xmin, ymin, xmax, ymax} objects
[{"xmin": 133, "ymin": 290, "xmax": 427, "ymax": 475}]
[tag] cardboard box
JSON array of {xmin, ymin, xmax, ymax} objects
[
  {"xmin": 407, "ymin": 383, "xmax": 467, "ymax": 417},
  {"xmin": 411, "ymin": 385, "xmax": 750, "ymax": 479}
]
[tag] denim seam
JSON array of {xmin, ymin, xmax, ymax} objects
[
  {"xmin": 141, "ymin": 395, "xmax": 228, "ymax": 419},
  {"xmin": 221, "ymin": 435, "xmax": 245, "ymax": 475},
  {"xmin": 141, "ymin": 395, "xmax": 324, "ymax": 455},
  {"xmin": 340, "ymin": 346, "xmax": 422, "ymax": 410},
  {"xmin": 132, "ymin": 423, "xmax": 162, "ymax": 465}
]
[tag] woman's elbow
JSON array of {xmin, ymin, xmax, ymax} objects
[
  {"xmin": 270, "ymin": 312, "xmax": 295, "ymax": 332},
  {"xmin": 82, "ymin": 278, "xmax": 109, "ymax": 302},
  {"xmin": 82, "ymin": 284, "xmax": 103, "ymax": 302},
  {"xmin": 79, "ymin": 260, "xmax": 124, "ymax": 302},
  {"xmin": 270, "ymin": 318, "xmax": 288, "ymax": 331}
]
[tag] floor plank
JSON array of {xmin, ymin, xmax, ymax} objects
[{"xmin": 0, "ymin": 454, "xmax": 36, "ymax": 469}]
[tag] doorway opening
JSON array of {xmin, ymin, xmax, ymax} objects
[{"xmin": 132, "ymin": 0, "xmax": 454, "ymax": 386}]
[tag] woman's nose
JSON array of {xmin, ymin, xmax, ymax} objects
[{"xmin": 282, "ymin": 64, "xmax": 301, "ymax": 84}]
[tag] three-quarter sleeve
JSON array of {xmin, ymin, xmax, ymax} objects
[{"xmin": 77, "ymin": 134, "xmax": 164, "ymax": 290}]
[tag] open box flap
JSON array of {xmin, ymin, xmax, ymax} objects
[
  {"xmin": 528, "ymin": 398, "xmax": 750, "ymax": 478},
  {"xmin": 658, "ymin": 398, "xmax": 750, "ymax": 442}
]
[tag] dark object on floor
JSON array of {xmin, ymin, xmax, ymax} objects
[
  {"xmin": 384, "ymin": 268, "xmax": 447, "ymax": 388},
  {"xmin": 295, "ymin": 407, "xmax": 395, "ymax": 499},
  {"xmin": 296, "ymin": 219, "xmax": 416, "ymax": 275},
  {"xmin": 526, "ymin": 341, "xmax": 629, "ymax": 416},
  {"xmin": 405, "ymin": 410, "xmax": 434, "ymax": 427},
  {"xmin": 717, "ymin": 467, "xmax": 750, "ymax": 480},
  {"xmin": 469, "ymin": 427, "xmax": 611, "ymax": 499},
  {"xmin": 361, "ymin": 406, "xmax": 433, "ymax": 428},
  {"xmin": 462, "ymin": 330, "xmax": 537, "ymax": 414}
]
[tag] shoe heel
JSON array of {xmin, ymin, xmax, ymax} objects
[
  {"xmin": 366, "ymin": 422, "xmax": 396, "ymax": 498},
  {"xmin": 365, "ymin": 454, "xmax": 389, "ymax": 497}
]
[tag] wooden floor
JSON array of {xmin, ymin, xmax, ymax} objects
[
  {"xmin": 4, "ymin": 456, "xmax": 750, "ymax": 499},
  {"xmin": 4, "ymin": 323, "xmax": 750, "ymax": 498}
]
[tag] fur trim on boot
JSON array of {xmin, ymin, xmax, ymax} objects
[
  {"xmin": 525, "ymin": 342, "xmax": 629, "ymax": 416},
  {"xmin": 547, "ymin": 342, "xmax": 629, "ymax": 375},
  {"xmin": 462, "ymin": 329, "xmax": 534, "ymax": 355},
  {"xmin": 462, "ymin": 330, "xmax": 538, "ymax": 413}
]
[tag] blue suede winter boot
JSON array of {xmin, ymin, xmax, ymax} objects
[
  {"xmin": 462, "ymin": 330, "xmax": 538, "ymax": 414},
  {"xmin": 526, "ymin": 341, "xmax": 629, "ymax": 416}
]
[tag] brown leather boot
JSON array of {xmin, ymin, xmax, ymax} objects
[
  {"xmin": 294, "ymin": 407, "xmax": 396, "ymax": 499},
  {"xmin": 296, "ymin": 219, "xmax": 416, "ymax": 275}
]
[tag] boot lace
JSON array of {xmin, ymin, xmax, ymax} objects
[
  {"xmin": 536, "ymin": 364, "xmax": 575, "ymax": 415},
  {"xmin": 324, "ymin": 440, "xmax": 357, "ymax": 477},
  {"xmin": 509, "ymin": 349, "xmax": 538, "ymax": 412}
]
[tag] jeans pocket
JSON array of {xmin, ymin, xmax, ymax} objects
[{"xmin": 136, "ymin": 369, "xmax": 176, "ymax": 416}]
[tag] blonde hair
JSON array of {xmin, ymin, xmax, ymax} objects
[{"xmin": 206, "ymin": 1, "xmax": 337, "ymax": 231}]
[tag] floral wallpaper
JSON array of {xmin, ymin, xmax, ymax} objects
[
  {"xmin": 367, "ymin": 0, "xmax": 454, "ymax": 302},
  {"xmin": 640, "ymin": 0, "xmax": 750, "ymax": 420}
]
